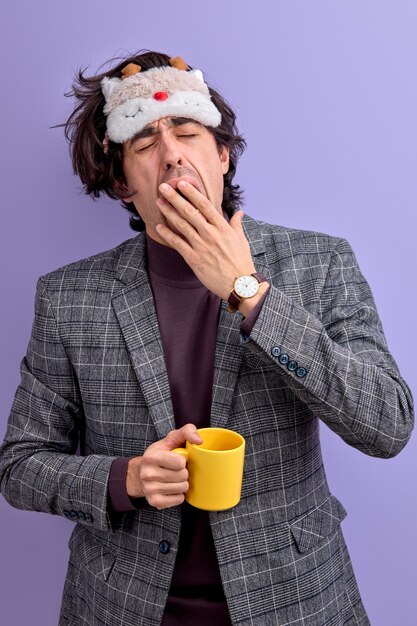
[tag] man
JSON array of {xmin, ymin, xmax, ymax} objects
[{"xmin": 0, "ymin": 50, "xmax": 414, "ymax": 626}]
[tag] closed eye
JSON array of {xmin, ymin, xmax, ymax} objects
[
  {"xmin": 135, "ymin": 143, "xmax": 153, "ymax": 153},
  {"xmin": 135, "ymin": 134, "xmax": 197, "ymax": 153}
]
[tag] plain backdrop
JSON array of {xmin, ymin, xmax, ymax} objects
[{"xmin": 0, "ymin": 1, "xmax": 415, "ymax": 624}]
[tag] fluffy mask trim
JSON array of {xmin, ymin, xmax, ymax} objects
[{"xmin": 100, "ymin": 64, "xmax": 221, "ymax": 145}]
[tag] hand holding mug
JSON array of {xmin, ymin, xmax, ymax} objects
[{"xmin": 126, "ymin": 424, "xmax": 203, "ymax": 510}]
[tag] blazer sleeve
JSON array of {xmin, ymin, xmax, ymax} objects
[
  {"xmin": 0, "ymin": 277, "xmax": 120, "ymax": 533},
  {"xmin": 240, "ymin": 237, "xmax": 414, "ymax": 458}
]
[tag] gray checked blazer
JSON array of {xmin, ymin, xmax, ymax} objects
[{"xmin": 0, "ymin": 214, "xmax": 414, "ymax": 626}]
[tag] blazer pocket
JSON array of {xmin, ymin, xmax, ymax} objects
[
  {"xmin": 289, "ymin": 494, "xmax": 347, "ymax": 554},
  {"xmin": 69, "ymin": 529, "xmax": 118, "ymax": 583}
]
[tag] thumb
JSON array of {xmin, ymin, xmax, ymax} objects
[
  {"xmin": 230, "ymin": 210, "xmax": 244, "ymax": 230},
  {"xmin": 163, "ymin": 424, "xmax": 203, "ymax": 450}
]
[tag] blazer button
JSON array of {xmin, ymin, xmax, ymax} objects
[
  {"xmin": 271, "ymin": 346, "xmax": 281, "ymax": 357},
  {"xmin": 84, "ymin": 513, "xmax": 94, "ymax": 523},
  {"xmin": 296, "ymin": 367, "xmax": 307, "ymax": 378},
  {"xmin": 159, "ymin": 540, "xmax": 170, "ymax": 555},
  {"xmin": 287, "ymin": 360, "xmax": 298, "ymax": 371},
  {"xmin": 278, "ymin": 353, "xmax": 289, "ymax": 365},
  {"xmin": 63, "ymin": 510, "xmax": 70, "ymax": 518},
  {"xmin": 77, "ymin": 511, "xmax": 86, "ymax": 521},
  {"xmin": 69, "ymin": 510, "xmax": 78, "ymax": 520}
]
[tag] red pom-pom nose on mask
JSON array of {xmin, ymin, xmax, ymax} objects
[{"xmin": 154, "ymin": 91, "xmax": 169, "ymax": 101}]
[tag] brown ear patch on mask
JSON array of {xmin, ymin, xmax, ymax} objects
[
  {"xmin": 169, "ymin": 57, "xmax": 189, "ymax": 71},
  {"xmin": 121, "ymin": 63, "xmax": 142, "ymax": 80}
]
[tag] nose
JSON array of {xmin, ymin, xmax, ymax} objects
[{"xmin": 159, "ymin": 132, "xmax": 185, "ymax": 171}]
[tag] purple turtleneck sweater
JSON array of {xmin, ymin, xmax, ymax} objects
[{"xmin": 107, "ymin": 221, "xmax": 270, "ymax": 624}]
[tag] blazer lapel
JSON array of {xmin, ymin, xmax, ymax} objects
[
  {"xmin": 111, "ymin": 214, "xmax": 270, "ymax": 438},
  {"xmin": 111, "ymin": 234, "xmax": 176, "ymax": 440}
]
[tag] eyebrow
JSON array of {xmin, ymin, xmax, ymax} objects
[{"xmin": 128, "ymin": 117, "xmax": 201, "ymax": 147}]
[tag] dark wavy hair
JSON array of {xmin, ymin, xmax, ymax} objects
[{"xmin": 55, "ymin": 49, "xmax": 247, "ymax": 232}]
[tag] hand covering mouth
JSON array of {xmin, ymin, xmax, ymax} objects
[{"xmin": 162, "ymin": 170, "xmax": 203, "ymax": 194}]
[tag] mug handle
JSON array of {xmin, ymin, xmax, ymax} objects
[{"xmin": 172, "ymin": 448, "xmax": 189, "ymax": 460}]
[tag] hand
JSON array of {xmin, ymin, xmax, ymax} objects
[
  {"xmin": 155, "ymin": 181, "xmax": 256, "ymax": 300},
  {"xmin": 127, "ymin": 424, "xmax": 203, "ymax": 510}
]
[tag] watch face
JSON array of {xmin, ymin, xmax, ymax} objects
[{"xmin": 234, "ymin": 275, "xmax": 259, "ymax": 298}]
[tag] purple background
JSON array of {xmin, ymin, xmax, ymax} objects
[{"xmin": 0, "ymin": 1, "xmax": 416, "ymax": 624}]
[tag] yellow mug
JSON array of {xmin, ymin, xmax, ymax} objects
[{"xmin": 173, "ymin": 427, "xmax": 245, "ymax": 511}]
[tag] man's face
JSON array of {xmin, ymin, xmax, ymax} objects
[{"xmin": 122, "ymin": 116, "xmax": 230, "ymax": 246}]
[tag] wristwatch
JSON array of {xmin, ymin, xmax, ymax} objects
[{"xmin": 226, "ymin": 272, "xmax": 267, "ymax": 313}]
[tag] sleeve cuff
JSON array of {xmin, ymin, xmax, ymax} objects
[
  {"xmin": 108, "ymin": 456, "xmax": 144, "ymax": 512},
  {"xmin": 240, "ymin": 284, "xmax": 271, "ymax": 339}
]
